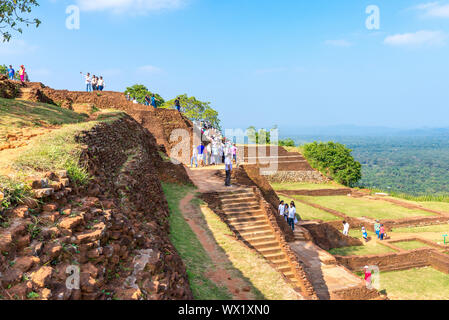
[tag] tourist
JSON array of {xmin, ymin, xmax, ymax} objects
[
  {"xmin": 379, "ymin": 224, "xmax": 385, "ymax": 241},
  {"xmin": 19, "ymin": 65, "xmax": 25, "ymax": 83},
  {"xmin": 197, "ymin": 144, "xmax": 205, "ymax": 167},
  {"xmin": 91, "ymin": 76, "xmax": 98, "ymax": 91},
  {"xmin": 220, "ymin": 142, "xmax": 225, "ymax": 164},
  {"xmin": 82, "ymin": 72, "xmax": 92, "ymax": 92},
  {"xmin": 190, "ymin": 145, "xmax": 198, "ymax": 168},
  {"xmin": 97, "ymin": 76, "xmax": 105, "ymax": 91},
  {"xmin": 284, "ymin": 204, "xmax": 289, "ymax": 222},
  {"xmin": 174, "ymin": 97, "xmax": 181, "ymax": 112},
  {"xmin": 374, "ymin": 220, "xmax": 381, "ymax": 239},
  {"xmin": 206, "ymin": 143, "xmax": 212, "ymax": 166},
  {"xmin": 279, "ymin": 200, "xmax": 285, "ymax": 217},
  {"xmin": 8, "ymin": 65, "xmax": 15, "ymax": 80},
  {"xmin": 342, "ymin": 221, "xmax": 350, "ymax": 236},
  {"xmin": 212, "ymin": 143, "xmax": 219, "ymax": 165},
  {"xmin": 288, "ymin": 202, "xmax": 296, "ymax": 231},
  {"xmin": 151, "ymin": 94, "xmax": 158, "ymax": 109},
  {"xmin": 224, "ymin": 155, "xmax": 233, "ymax": 187},
  {"xmin": 362, "ymin": 227, "xmax": 368, "ymax": 242},
  {"xmin": 133, "ymin": 97, "xmax": 138, "ymax": 104},
  {"xmin": 144, "ymin": 94, "xmax": 151, "ymax": 106},
  {"xmin": 24, "ymin": 71, "xmax": 29, "ymax": 82},
  {"xmin": 232, "ymin": 144, "xmax": 238, "ymax": 164},
  {"xmin": 364, "ymin": 266, "xmax": 372, "ymax": 288}
]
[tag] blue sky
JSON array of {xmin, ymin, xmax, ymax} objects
[{"xmin": 1, "ymin": 0, "xmax": 449, "ymax": 131}]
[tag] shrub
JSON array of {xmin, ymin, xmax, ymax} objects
[
  {"xmin": 302, "ymin": 141, "xmax": 362, "ymax": 187},
  {"xmin": 0, "ymin": 177, "xmax": 31, "ymax": 210}
]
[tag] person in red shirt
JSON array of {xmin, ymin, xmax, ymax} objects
[{"xmin": 379, "ymin": 225, "xmax": 385, "ymax": 240}]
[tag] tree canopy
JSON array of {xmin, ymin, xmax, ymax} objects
[
  {"xmin": 247, "ymin": 126, "xmax": 274, "ymax": 144},
  {"xmin": 162, "ymin": 94, "xmax": 221, "ymax": 129},
  {"xmin": 302, "ymin": 141, "xmax": 362, "ymax": 187},
  {"xmin": 0, "ymin": 0, "xmax": 41, "ymax": 42},
  {"xmin": 124, "ymin": 84, "xmax": 165, "ymax": 107}
]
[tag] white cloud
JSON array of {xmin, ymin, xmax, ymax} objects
[
  {"xmin": 0, "ymin": 40, "xmax": 38, "ymax": 55},
  {"xmin": 76, "ymin": 0, "xmax": 187, "ymax": 14},
  {"xmin": 384, "ymin": 30, "xmax": 447, "ymax": 47},
  {"xmin": 324, "ymin": 39, "xmax": 353, "ymax": 47},
  {"xmin": 413, "ymin": 2, "xmax": 449, "ymax": 18},
  {"xmin": 137, "ymin": 65, "xmax": 163, "ymax": 74}
]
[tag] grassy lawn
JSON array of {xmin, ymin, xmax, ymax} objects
[
  {"xmin": 392, "ymin": 240, "xmax": 431, "ymax": 251},
  {"xmin": 0, "ymin": 98, "xmax": 88, "ymax": 139},
  {"xmin": 390, "ymin": 225, "xmax": 449, "ymax": 246},
  {"xmin": 329, "ymin": 242, "xmax": 396, "ymax": 256},
  {"xmin": 271, "ymin": 182, "xmax": 344, "ymax": 191},
  {"xmin": 163, "ymin": 183, "xmax": 232, "ymax": 300},
  {"xmin": 378, "ymin": 267, "xmax": 449, "ymax": 300},
  {"xmin": 279, "ymin": 195, "xmax": 340, "ymax": 221},
  {"xmin": 299, "ymin": 196, "xmax": 435, "ymax": 220}
]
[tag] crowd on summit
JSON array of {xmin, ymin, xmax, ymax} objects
[
  {"xmin": 81, "ymin": 72, "xmax": 105, "ymax": 92},
  {"xmin": 5, "ymin": 65, "xmax": 29, "ymax": 83}
]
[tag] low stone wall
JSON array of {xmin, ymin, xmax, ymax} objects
[
  {"xmin": 278, "ymin": 188, "xmax": 352, "ymax": 197},
  {"xmin": 335, "ymin": 248, "xmax": 433, "ymax": 272},
  {"xmin": 384, "ymin": 216, "xmax": 449, "ymax": 231},
  {"xmin": 429, "ymin": 251, "xmax": 449, "ymax": 274},
  {"xmin": 301, "ymin": 222, "xmax": 363, "ymax": 251},
  {"xmin": 266, "ymin": 171, "xmax": 329, "ymax": 183}
]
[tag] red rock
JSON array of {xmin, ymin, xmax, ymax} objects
[
  {"xmin": 43, "ymin": 203, "xmax": 58, "ymax": 212},
  {"xmin": 12, "ymin": 205, "xmax": 29, "ymax": 218},
  {"xmin": 31, "ymin": 266, "xmax": 53, "ymax": 288},
  {"xmin": 14, "ymin": 256, "xmax": 39, "ymax": 272},
  {"xmin": 59, "ymin": 216, "xmax": 83, "ymax": 230},
  {"xmin": 41, "ymin": 288, "xmax": 52, "ymax": 300}
]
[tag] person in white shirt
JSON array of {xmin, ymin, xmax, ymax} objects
[
  {"xmin": 97, "ymin": 77, "xmax": 105, "ymax": 91},
  {"xmin": 91, "ymin": 76, "xmax": 98, "ymax": 91},
  {"xmin": 342, "ymin": 221, "xmax": 350, "ymax": 236},
  {"xmin": 288, "ymin": 201, "xmax": 297, "ymax": 231},
  {"xmin": 82, "ymin": 72, "xmax": 92, "ymax": 92},
  {"xmin": 279, "ymin": 201, "xmax": 285, "ymax": 217}
]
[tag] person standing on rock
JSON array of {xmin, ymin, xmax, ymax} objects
[
  {"xmin": 225, "ymin": 155, "xmax": 233, "ymax": 187},
  {"xmin": 374, "ymin": 220, "xmax": 381, "ymax": 239},
  {"xmin": 97, "ymin": 76, "xmax": 105, "ymax": 91},
  {"xmin": 174, "ymin": 97, "xmax": 181, "ymax": 112},
  {"xmin": 288, "ymin": 201, "xmax": 296, "ymax": 231},
  {"xmin": 19, "ymin": 65, "xmax": 25, "ymax": 83},
  {"xmin": 284, "ymin": 203, "xmax": 289, "ymax": 222},
  {"xmin": 91, "ymin": 75, "xmax": 98, "ymax": 91},
  {"xmin": 379, "ymin": 224, "xmax": 386, "ymax": 241},
  {"xmin": 151, "ymin": 94, "xmax": 159, "ymax": 109},
  {"xmin": 7, "ymin": 65, "xmax": 15, "ymax": 80},
  {"xmin": 82, "ymin": 72, "xmax": 92, "ymax": 92}
]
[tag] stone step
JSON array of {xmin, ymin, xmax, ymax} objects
[
  {"xmin": 231, "ymin": 220, "xmax": 268, "ymax": 229},
  {"xmin": 240, "ymin": 230, "xmax": 274, "ymax": 239},
  {"xmin": 233, "ymin": 224, "xmax": 271, "ymax": 233},
  {"xmin": 223, "ymin": 209, "xmax": 264, "ymax": 218},
  {"xmin": 245, "ymin": 235, "xmax": 277, "ymax": 245},
  {"xmin": 221, "ymin": 197, "xmax": 257, "ymax": 204},
  {"xmin": 224, "ymin": 205, "xmax": 261, "ymax": 213},
  {"xmin": 277, "ymin": 265, "xmax": 293, "ymax": 273},
  {"xmin": 264, "ymin": 252, "xmax": 286, "ymax": 261},
  {"xmin": 219, "ymin": 192, "xmax": 254, "ymax": 200},
  {"xmin": 222, "ymin": 201, "xmax": 259, "ymax": 210},
  {"xmin": 258, "ymin": 247, "xmax": 282, "ymax": 256},
  {"xmin": 271, "ymin": 259, "xmax": 290, "ymax": 267},
  {"xmin": 251, "ymin": 240, "xmax": 280, "ymax": 250},
  {"xmin": 227, "ymin": 215, "xmax": 266, "ymax": 224},
  {"xmin": 282, "ymin": 272, "xmax": 296, "ymax": 280}
]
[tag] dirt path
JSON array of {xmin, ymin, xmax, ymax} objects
[{"xmin": 179, "ymin": 192, "xmax": 254, "ymax": 300}]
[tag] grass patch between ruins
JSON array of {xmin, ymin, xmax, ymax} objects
[
  {"xmin": 271, "ymin": 182, "xmax": 344, "ymax": 191},
  {"xmin": 391, "ymin": 240, "xmax": 431, "ymax": 251},
  {"xmin": 298, "ymin": 196, "xmax": 435, "ymax": 220},
  {"xmin": 329, "ymin": 242, "xmax": 396, "ymax": 256},
  {"xmin": 278, "ymin": 194, "xmax": 340, "ymax": 221}
]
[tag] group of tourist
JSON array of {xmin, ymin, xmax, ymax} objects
[
  {"xmin": 6, "ymin": 65, "xmax": 29, "ymax": 83},
  {"xmin": 191, "ymin": 140, "xmax": 238, "ymax": 169},
  {"xmin": 125, "ymin": 94, "xmax": 182, "ymax": 112},
  {"xmin": 341, "ymin": 219, "xmax": 387, "ymax": 241},
  {"xmin": 278, "ymin": 200, "xmax": 299, "ymax": 232},
  {"xmin": 81, "ymin": 72, "xmax": 105, "ymax": 92}
]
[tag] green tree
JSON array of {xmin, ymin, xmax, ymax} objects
[
  {"xmin": 124, "ymin": 84, "xmax": 165, "ymax": 107},
  {"xmin": 0, "ymin": 64, "xmax": 20, "ymax": 80},
  {"xmin": 1, "ymin": 0, "xmax": 41, "ymax": 42},
  {"xmin": 302, "ymin": 141, "xmax": 362, "ymax": 187},
  {"xmin": 247, "ymin": 126, "xmax": 273, "ymax": 144},
  {"xmin": 279, "ymin": 138, "xmax": 296, "ymax": 147},
  {"xmin": 162, "ymin": 94, "xmax": 221, "ymax": 129}
]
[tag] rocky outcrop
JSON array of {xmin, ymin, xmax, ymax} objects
[{"xmin": 0, "ymin": 114, "xmax": 193, "ymax": 300}]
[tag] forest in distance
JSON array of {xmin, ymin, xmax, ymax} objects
[{"xmin": 287, "ymin": 134, "xmax": 449, "ymax": 196}]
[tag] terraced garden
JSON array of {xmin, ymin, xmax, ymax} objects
[
  {"xmin": 278, "ymin": 194, "xmax": 340, "ymax": 221},
  {"xmin": 297, "ymin": 196, "xmax": 435, "ymax": 220}
]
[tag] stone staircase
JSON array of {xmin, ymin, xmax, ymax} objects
[
  {"xmin": 218, "ymin": 189, "xmax": 302, "ymax": 288},
  {"xmin": 15, "ymin": 87, "xmax": 34, "ymax": 101}
]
